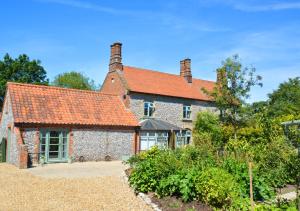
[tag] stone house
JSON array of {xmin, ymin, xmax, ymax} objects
[
  {"xmin": 0, "ymin": 42, "xmax": 216, "ymax": 168},
  {"xmin": 0, "ymin": 83, "xmax": 139, "ymax": 168},
  {"xmin": 101, "ymin": 42, "xmax": 217, "ymax": 151}
]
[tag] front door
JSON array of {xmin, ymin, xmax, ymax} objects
[
  {"xmin": 40, "ymin": 130, "xmax": 68, "ymax": 163},
  {"xmin": 48, "ymin": 131, "xmax": 61, "ymax": 161}
]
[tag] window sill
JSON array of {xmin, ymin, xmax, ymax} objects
[
  {"xmin": 182, "ymin": 119, "xmax": 192, "ymax": 122},
  {"xmin": 142, "ymin": 116, "xmax": 154, "ymax": 119}
]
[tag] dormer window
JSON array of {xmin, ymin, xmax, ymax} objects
[
  {"xmin": 144, "ymin": 102, "xmax": 154, "ymax": 117},
  {"xmin": 183, "ymin": 105, "xmax": 191, "ymax": 119}
]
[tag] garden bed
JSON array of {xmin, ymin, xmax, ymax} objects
[{"xmin": 149, "ymin": 193, "xmax": 211, "ymax": 211}]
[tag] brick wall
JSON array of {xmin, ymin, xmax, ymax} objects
[{"xmin": 100, "ymin": 71, "xmax": 130, "ymax": 107}]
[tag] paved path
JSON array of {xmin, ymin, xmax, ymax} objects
[
  {"xmin": 0, "ymin": 163, "xmax": 152, "ymax": 211},
  {"xmin": 27, "ymin": 161, "xmax": 128, "ymax": 178}
]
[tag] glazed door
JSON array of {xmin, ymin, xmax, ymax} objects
[
  {"xmin": 48, "ymin": 131, "xmax": 60, "ymax": 161},
  {"xmin": 40, "ymin": 130, "xmax": 68, "ymax": 162}
]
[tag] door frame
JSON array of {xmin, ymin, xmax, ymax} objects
[
  {"xmin": 39, "ymin": 129, "xmax": 69, "ymax": 163},
  {"xmin": 6, "ymin": 127, "xmax": 11, "ymax": 162},
  {"xmin": 1, "ymin": 138, "xmax": 6, "ymax": 162}
]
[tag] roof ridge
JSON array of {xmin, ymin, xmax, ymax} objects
[
  {"xmin": 123, "ymin": 65, "xmax": 215, "ymax": 82},
  {"xmin": 124, "ymin": 65, "xmax": 180, "ymax": 78},
  {"xmin": 193, "ymin": 78, "xmax": 215, "ymax": 83},
  {"xmin": 7, "ymin": 82, "xmax": 118, "ymax": 96}
]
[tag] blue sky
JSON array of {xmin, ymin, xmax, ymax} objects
[{"xmin": 1, "ymin": 0, "xmax": 300, "ymax": 102}]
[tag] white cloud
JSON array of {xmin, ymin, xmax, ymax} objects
[
  {"xmin": 36, "ymin": 0, "xmax": 135, "ymax": 15},
  {"xmin": 234, "ymin": 2, "xmax": 300, "ymax": 12}
]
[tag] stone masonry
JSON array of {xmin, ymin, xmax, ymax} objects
[
  {"xmin": 129, "ymin": 93, "xmax": 217, "ymax": 130},
  {"xmin": 72, "ymin": 129, "xmax": 135, "ymax": 161},
  {"xmin": 0, "ymin": 92, "xmax": 19, "ymax": 166}
]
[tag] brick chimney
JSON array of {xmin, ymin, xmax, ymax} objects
[
  {"xmin": 180, "ymin": 58, "xmax": 192, "ymax": 83},
  {"xmin": 109, "ymin": 42, "xmax": 123, "ymax": 72}
]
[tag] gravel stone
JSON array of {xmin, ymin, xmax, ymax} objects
[{"xmin": 0, "ymin": 163, "xmax": 152, "ymax": 211}]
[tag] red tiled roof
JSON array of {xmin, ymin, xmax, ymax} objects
[
  {"xmin": 123, "ymin": 66, "xmax": 215, "ymax": 101},
  {"xmin": 7, "ymin": 82, "xmax": 139, "ymax": 127}
]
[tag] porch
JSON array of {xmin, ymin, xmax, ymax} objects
[{"xmin": 139, "ymin": 118, "xmax": 191, "ymax": 151}]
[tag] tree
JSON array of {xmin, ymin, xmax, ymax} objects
[
  {"xmin": 52, "ymin": 71, "xmax": 98, "ymax": 90},
  {"xmin": 203, "ymin": 54, "xmax": 262, "ymax": 139},
  {"xmin": 0, "ymin": 53, "xmax": 48, "ymax": 108},
  {"xmin": 268, "ymin": 77, "xmax": 300, "ymax": 117},
  {"xmin": 194, "ymin": 111, "xmax": 223, "ymax": 149}
]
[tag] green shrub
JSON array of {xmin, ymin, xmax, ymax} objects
[
  {"xmin": 195, "ymin": 167, "xmax": 242, "ymax": 209},
  {"xmin": 129, "ymin": 147, "xmax": 183, "ymax": 193},
  {"xmin": 221, "ymin": 157, "xmax": 275, "ymax": 201},
  {"xmin": 156, "ymin": 168, "xmax": 200, "ymax": 202},
  {"xmin": 194, "ymin": 111, "xmax": 224, "ymax": 149}
]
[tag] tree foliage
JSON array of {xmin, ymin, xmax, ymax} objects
[
  {"xmin": 52, "ymin": 71, "xmax": 98, "ymax": 90},
  {"xmin": 0, "ymin": 53, "xmax": 48, "ymax": 108},
  {"xmin": 268, "ymin": 77, "xmax": 300, "ymax": 117},
  {"xmin": 203, "ymin": 54, "xmax": 262, "ymax": 139}
]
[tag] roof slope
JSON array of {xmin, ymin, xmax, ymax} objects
[
  {"xmin": 7, "ymin": 83, "xmax": 139, "ymax": 127},
  {"xmin": 123, "ymin": 66, "xmax": 215, "ymax": 101},
  {"xmin": 140, "ymin": 119, "xmax": 183, "ymax": 131}
]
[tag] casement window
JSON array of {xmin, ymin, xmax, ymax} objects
[
  {"xmin": 40, "ymin": 130, "xmax": 68, "ymax": 162},
  {"xmin": 144, "ymin": 102, "xmax": 155, "ymax": 117},
  {"xmin": 176, "ymin": 130, "xmax": 191, "ymax": 148},
  {"xmin": 140, "ymin": 131, "xmax": 168, "ymax": 150},
  {"xmin": 183, "ymin": 105, "xmax": 191, "ymax": 119}
]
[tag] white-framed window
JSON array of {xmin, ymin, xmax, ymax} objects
[
  {"xmin": 183, "ymin": 105, "xmax": 191, "ymax": 119},
  {"xmin": 140, "ymin": 131, "xmax": 168, "ymax": 150},
  {"xmin": 144, "ymin": 102, "xmax": 155, "ymax": 117},
  {"xmin": 176, "ymin": 130, "xmax": 191, "ymax": 148}
]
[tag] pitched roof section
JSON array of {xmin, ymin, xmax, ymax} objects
[
  {"xmin": 140, "ymin": 118, "xmax": 183, "ymax": 131},
  {"xmin": 7, "ymin": 83, "xmax": 139, "ymax": 127},
  {"xmin": 122, "ymin": 66, "xmax": 215, "ymax": 101}
]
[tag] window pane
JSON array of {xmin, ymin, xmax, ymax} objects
[
  {"xmin": 50, "ymin": 137, "xmax": 59, "ymax": 145},
  {"xmin": 148, "ymin": 132, "xmax": 156, "ymax": 137},
  {"xmin": 148, "ymin": 137, "xmax": 156, "ymax": 148},
  {"xmin": 50, "ymin": 131, "xmax": 60, "ymax": 138},
  {"xmin": 49, "ymin": 144, "xmax": 59, "ymax": 152},
  {"xmin": 40, "ymin": 137, "xmax": 46, "ymax": 145},
  {"xmin": 157, "ymin": 137, "xmax": 168, "ymax": 149},
  {"xmin": 140, "ymin": 138, "xmax": 148, "ymax": 150},
  {"xmin": 144, "ymin": 107, "xmax": 148, "ymax": 116},
  {"xmin": 140, "ymin": 132, "xmax": 147, "ymax": 137},
  {"xmin": 49, "ymin": 151, "xmax": 59, "ymax": 159},
  {"xmin": 144, "ymin": 102, "xmax": 154, "ymax": 117},
  {"xmin": 187, "ymin": 111, "xmax": 191, "ymax": 119},
  {"xmin": 149, "ymin": 107, "xmax": 153, "ymax": 116},
  {"xmin": 40, "ymin": 132, "xmax": 47, "ymax": 139},
  {"xmin": 40, "ymin": 145, "xmax": 46, "ymax": 152}
]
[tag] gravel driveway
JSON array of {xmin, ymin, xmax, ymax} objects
[
  {"xmin": 0, "ymin": 163, "xmax": 152, "ymax": 211},
  {"xmin": 27, "ymin": 161, "xmax": 128, "ymax": 178}
]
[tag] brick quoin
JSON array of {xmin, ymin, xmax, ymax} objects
[
  {"xmin": 15, "ymin": 127, "xmax": 28, "ymax": 169},
  {"xmin": 19, "ymin": 144, "xmax": 28, "ymax": 169},
  {"xmin": 69, "ymin": 129, "xmax": 74, "ymax": 157}
]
